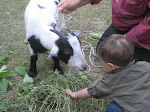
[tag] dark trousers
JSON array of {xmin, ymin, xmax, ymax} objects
[
  {"xmin": 96, "ymin": 24, "xmax": 150, "ymax": 63},
  {"xmin": 106, "ymin": 102, "xmax": 124, "ymax": 112}
]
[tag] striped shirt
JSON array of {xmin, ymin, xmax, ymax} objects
[{"xmin": 93, "ymin": 0, "xmax": 150, "ymax": 50}]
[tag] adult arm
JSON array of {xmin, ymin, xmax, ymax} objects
[
  {"xmin": 125, "ymin": 2, "xmax": 150, "ymax": 50},
  {"xmin": 57, "ymin": 0, "xmax": 102, "ymax": 14}
]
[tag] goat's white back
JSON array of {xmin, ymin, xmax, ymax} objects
[{"xmin": 25, "ymin": 0, "xmax": 65, "ymax": 50}]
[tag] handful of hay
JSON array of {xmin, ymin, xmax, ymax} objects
[{"xmin": 24, "ymin": 72, "xmax": 108, "ymax": 112}]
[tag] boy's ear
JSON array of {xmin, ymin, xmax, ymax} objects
[{"xmin": 107, "ymin": 63, "xmax": 116, "ymax": 71}]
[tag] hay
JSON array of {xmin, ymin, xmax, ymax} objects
[{"xmin": 24, "ymin": 71, "xmax": 108, "ymax": 112}]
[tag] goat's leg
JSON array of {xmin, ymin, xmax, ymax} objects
[
  {"xmin": 28, "ymin": 54, "xmax": 38, "ymax": 77},
  {"xmin": 52, "ymin": 56, "xmax": 63, "ymax": 75}
]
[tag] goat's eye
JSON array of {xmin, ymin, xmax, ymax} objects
[{"xmin": 65, "ymin": 51, "xmax": 69, "ymax": 54}]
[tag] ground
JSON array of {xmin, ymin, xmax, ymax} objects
[{"xmin": 0, "ymin": 0, "xmax": 111, "ymax": 111}]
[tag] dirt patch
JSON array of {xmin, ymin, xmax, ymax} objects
[{"xmin": 0, "ymin": 43, "xmax": 2, "ymax": 48}]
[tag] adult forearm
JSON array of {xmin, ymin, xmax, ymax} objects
[
  {"xmin": 78, "ymin": 0, "xmax": 102, "ymax": 6},
  {"xmin": 125, "ymin": 14, "xmax": 150, "ymax": 50}
]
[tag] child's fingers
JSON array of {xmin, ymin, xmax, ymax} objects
[
  {"xmin": 65, "ymin": 89, "xmax": 73, "ymax": 95},
  {"xmin": 65, "ymin": 89, "xmax": 79, "ymax": 99}
]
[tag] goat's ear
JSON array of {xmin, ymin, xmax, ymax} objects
[
  {"xmin": 74, "ymin": 29, "xmax": 84, "ymax": 37},
  {"xmin": 47, "ymin": 45, "xmax": 59, "ymax": 59}
]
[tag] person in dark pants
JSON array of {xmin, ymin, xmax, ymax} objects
[
  {"xmin": 96, "ymin": 24, "xmax": 150, "ymax": 62},
  {"xmin": 58, "ymin": 0, "xmax": 150, "ymax": 63},
  {"xmin": 106, "ymin": 102, "xmax": 124, "ymax": 112}
]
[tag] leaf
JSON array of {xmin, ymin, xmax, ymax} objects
[
  {"xmin": 89, "ymin": 33, "xmax": 101, "ymax": 39},
  {"xmin": 9, "ymin": 50, "xmax": 14, "ymax": 55},
  {"xmin": 0, "ymin": 60, "xmax": 5, "ymax": 64},
  {"xmin": 23, "ymin": 74, "xmax": 33, "ymax": 83},
  {"xmin": 0, "ymin": 72, "xmax": 16, "ymax": 77},
  {"xmin": 0, "ymin": 56, "xmax": 7, "ymax": 64},
  {"xmin": 8, "ymin": 81, "xmax": 12, "ymax": 88},
  {"xmin": 0, "ymin": 65, "xmax": 16, "ymax": 77},
  {"xmin": 81, "ymin": 75, "xmax": 88, "ymax": 80},
  {"xmin": 0, "ymin": 101, "xmax": 10, "ymax": 112},
  {"xmin": 22, "ymin": 82, "xmax": 33, "ymax": 91},
  {"xmin": 18, "ymin": 86, "xmax": 23, "ymax": 91},
  {"xmin": 0, "ymin": 65, "xmax": 7, "ymax": 73},
  {"xmin": 18, "ymin": 82, "xmax": 33, "ymax": 92},
  {"xmin": 15, "ymin": 66, "xmax": 27, "ymax": 76},
  {"xmin": 24, "ymin": 39, "xmax": 28, "ymax": 44},
  {"xmin": 0, "ymin": 78, "xmax": 9, "ymax": 93}
]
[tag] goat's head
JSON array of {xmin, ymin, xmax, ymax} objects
[{"xmin": 48, "ymin": 28, "xmax": 87, "ymax": 71}]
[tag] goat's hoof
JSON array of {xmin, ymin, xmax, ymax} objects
[
  {"xmin": 54, "ymin": 68, "xmax": 64, "ymax": 75},
  {"xmin": 59, "ymin": 71, "xmax": 64, "ymax": 75},
  {"xmin": 54, "ymin": 69, "xmax": 64, "ymax": 75},
  {"xmin": 28, "ymin": 71, "xmax": 37, "ymax": 77}
]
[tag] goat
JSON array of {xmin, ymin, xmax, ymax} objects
[{"xmin": 24, "ymin": 0, "xmax": 87, "ymax": 77}]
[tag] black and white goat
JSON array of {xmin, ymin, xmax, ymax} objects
[{"xmin": 24, "ymin": 0, "xmax": 87, "ymax": 77}]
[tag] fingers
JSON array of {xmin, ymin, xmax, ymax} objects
[
  {"xmin": 57, "ymin": 0, "xmax": 72, "ymax": 14},
  {"xmin": 65, "ymin": 89, "xmax": 73, "ymax": 95},
  {"xmin": 58, "ymin": 6, "xmax": 71, "ymax": 14},
  {"xmin": 65, "ymin": 89, "xmax": 78, "ymax": 99},
  {"xmin": 62, "ymin": 8, "xmax": 71, "ymax": 14}
]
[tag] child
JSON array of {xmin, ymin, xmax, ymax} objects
[{"xmin": 65, "ymin": 34, "xmax": 150, "ymax": 112}]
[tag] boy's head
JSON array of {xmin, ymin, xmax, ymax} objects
[{"xmin": 97, "ymin": 34, "xmax": 134, "ymax": 73}]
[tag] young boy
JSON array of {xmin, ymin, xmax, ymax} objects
[{"xmin": 65, "ymin": 34, "xmax": 150, "ymax": 112}]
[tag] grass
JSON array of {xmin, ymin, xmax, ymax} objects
[{"xmin": 0, "ymin": 0, "xmax": 111, "ymax": 111}]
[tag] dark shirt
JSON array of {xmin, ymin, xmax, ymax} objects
[
  {"xmin": 88, "ymin": 61, "xmax": 150, "ymax": 112},
  {"xmin": 93, "ymin": 0, "xmax": 150, "ymax": 50}
]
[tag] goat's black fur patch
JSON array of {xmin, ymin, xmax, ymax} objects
[
  {"xmin": 37, "ymin": 4, "xmax": 45, "ymax": 9},
  {"xmin": 28, "ymin": 35, "xmax": 47, "ymax": 53},
  {"xmin": 55, "ymin": 1, "xmax": 59, "ymax": 5},
  {"xmin": 54, "ymin": 0, "xmax": 61, "ymax": 5},
  {"xmin": 28, "ymin": 55, "xmax": 38, "ymax": 77},
  {"xmin": 65, "ymin": 33, "xmax": 81, "ymax": 44},
  {"xmin": 56, "ymin": 38, "xmax": 73, "ymax": 64}
]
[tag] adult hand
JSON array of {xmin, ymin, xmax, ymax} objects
[{"xmin": 57, "ymin": 0, "xmax": 92, "ymax": 14}]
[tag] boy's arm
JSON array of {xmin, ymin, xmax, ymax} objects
[{"xmin": 65, "ymin": 88, "xmax": 92, "ymax": 99}]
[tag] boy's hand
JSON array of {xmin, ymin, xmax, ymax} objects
[
  {"xmin": 65, "ymin": 88, "xmax": 91, "ymax": 99},
  {"xmin": 65, "ymin": 89, "xmax": 79, "ymax": 99}
]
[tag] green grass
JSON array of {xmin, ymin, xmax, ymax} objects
[{"xmin": 0, "ymin": 0, "xmax": 111, "ymax": 111}]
